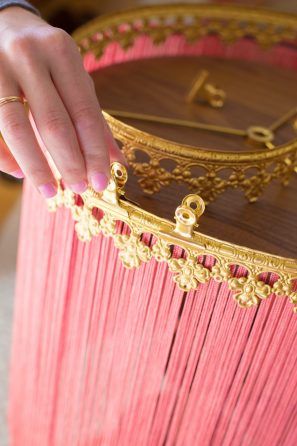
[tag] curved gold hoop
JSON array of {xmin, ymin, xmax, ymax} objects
[
  {"xmin": 48, "ymin": 163, "xmax": 297, "ymax": 312},
  {"xmin": 73, "ymin": 4, "xmax": 297, "ymax": 203}
]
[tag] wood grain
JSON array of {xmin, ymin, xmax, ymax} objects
[
  {"xmin": 0, "ymin": 176, "xmax": 21, "ymax": 231},
  {"xmin": 91, "ymin": 56, "xmax": 297, "ymax": 258}
]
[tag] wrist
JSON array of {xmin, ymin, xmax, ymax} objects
[
  {"xmin": 0, "ymin": 4, "xmax": 44, "ymax": 32},
  {"xmin": 0, "ymin": 1, "xmax": 40, "ymax": 17}
]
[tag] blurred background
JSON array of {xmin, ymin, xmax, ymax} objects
[
  {"xmin": 29, "ymin": 0, "xmax": 297, "ymax": 34},
  {"xmin": 0, "ymin": 0, "xmax": 296, "ymax": 445}
]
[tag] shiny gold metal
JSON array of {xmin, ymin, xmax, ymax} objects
[
  {"xmin": 0, "ymin": 97, "xmax": 28, "ymax": 144},
  {"xmin": 106, "ymin": 110, "xmax": 297, "ymax": 146},
  {"xmin": 106, "ymin": 109, "xmax": 247, "ymax": 137},
  {"xmin": 105, "ymin": 113, "xmax": 297, "ymax": 203},
  {"xmin": 269, "ymin": 107, "xmax": 297, "ymax": 132},
  {"xmin": 106, "ymin": 110, "xmax": 296, "ymax": 182},
  {"xmin": 174, "ymin": 206, "xmax": 197, "ymax": 238},
  {"xmin": 72, "ymin": 5, "xmax": 297, "ymax": 204},
  {"xmin": 265, "ymin": 141, "xmax": 276, "ymax": 150},
  {"xmin": 174, "ymin": 194, "xmax": 205, "ymax": 238},
  {"xmin": 47, "ymin": 164, "xmax": 297, "ymax": 311},
  {"xmin": 247, "ymin": 126, "xmax": 274, "ymax": 144},
  {"xmin": 186, "ymin": 70, "xmax": 226, "ymax": 108},
  {"xmin": 0, "ymin": 96, "xmax": 24, "ymax": 107},
  {"xmin": 101, "ymin": 162, "xmax": 127, "ymax": 205}
]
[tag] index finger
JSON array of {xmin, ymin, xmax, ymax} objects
[{"xmin": 49, "ymin": 35, "xmax": 113, "ymax": 192}]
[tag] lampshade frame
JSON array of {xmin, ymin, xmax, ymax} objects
[
  {"xmin": 48, "ymin": 163, "xmax": 297, "ymax": 311},
  {"xmin": 73, "ymin": 3, "xmax": 297, "ymax": 203}
]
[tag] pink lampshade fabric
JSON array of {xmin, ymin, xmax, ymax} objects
[{"xmin": 8, "ymin": 34, "xmax": 297, "ymax": 445}]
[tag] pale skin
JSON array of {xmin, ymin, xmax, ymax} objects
[{"xmin": 0, "ymin": 6, "xmax": 126, "ymax": 198}]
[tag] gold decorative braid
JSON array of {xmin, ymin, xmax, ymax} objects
[
  {"xmin": 105, "ymin": 113, "xmax": 297, "ymax": 203},
  {"xmin": 72, "ymin": 4, "xmax": 297, "ymax": 203},
  {"xmin": 73, "ymin": 4, "xmax": 297, "ymax": 55},
  {"xmin": 47, "ymin": 163, "xmax": 297, "ymax": 312}
]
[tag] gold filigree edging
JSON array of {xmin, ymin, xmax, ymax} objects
[
  {"xmin": 72, "ymin": 5, "xmax": 297, "ymax": 203},
  {"xmin": 48, "ymin": 163, "xmax": 297, "ymax": 312},
  {"xmin": 106, "ymin": 114, "xmax": 297, "ymax": 204}
]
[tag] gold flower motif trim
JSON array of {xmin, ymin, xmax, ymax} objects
[
  {"xmin": 229, "ymin": 277, "xmax": 272, "ymax": 308},
  {"xmin": 168, "ymin": 255, "xmax": 210, "ymax": 292},
  {"xmin": 47, "ymin": 163, "xmax": 297, "ymax": 312},
  {"xmin": 114, "ymin": 232, "xmax": 152, "ymax": 269}
]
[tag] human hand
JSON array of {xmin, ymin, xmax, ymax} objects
[{"xmin": 0, "ymin": 6, "xmax": 125, "ymax": 197}]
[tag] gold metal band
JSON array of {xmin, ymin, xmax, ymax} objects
[
  {"xmin": 0, "ymin": 96, "xmax": 24, "ymax": 107},
  {"xmin": 72, "ymin": 5, "xmax": 297, "ymax": 204},
  {"xmin": 47, "ymin": 163, "xmax": 297, "ymax": 312}
]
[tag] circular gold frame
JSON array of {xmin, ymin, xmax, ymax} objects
[{"xmin": 73, "ymin": 4, "xmax": 297, "ymax": 203}]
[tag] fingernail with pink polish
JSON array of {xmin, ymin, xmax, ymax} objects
[
  {"xmin": 70, "ymin": 180, "xmax": 88, "ymax": 194},
  {"xmin": 10, "ymin": 169, "xmax": 24, "ymax": 179},
  {"xmin": 38, "ymin": 183, "xmax": 57, "ymax": 199},
  {"xmin": 91, "ymin": 173, "xmax": 109, "ymax": 192}
]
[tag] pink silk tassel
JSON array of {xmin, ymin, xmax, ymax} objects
[{"xmin": 8, "ymin": 35, "xmax": 297, "ymax": 445}]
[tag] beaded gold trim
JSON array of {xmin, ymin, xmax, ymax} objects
[
  {"xmin": 73, "ymin": 4, "xmax": 297, "ymax": 203},
  {"xmin": 48, "ymin": 164, "xmax": 297, "ymax": 311},
  {"xmin": 73, "ymin": 4, "xmax": 297, "ymax": 54}
]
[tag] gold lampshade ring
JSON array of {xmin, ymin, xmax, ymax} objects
[
  {"xmin": 73, "ymin": 4, "xmax": 297, "ymax": 204},
  {"xmin": 47, "ymin": 163, "xmax": 297, "ymax": 312}
]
